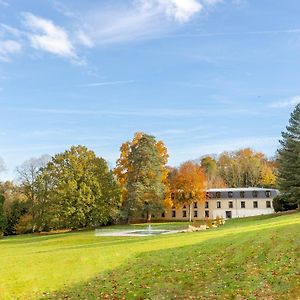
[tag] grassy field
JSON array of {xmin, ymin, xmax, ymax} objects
[{"xmin": 0, "ymin": 213, "xmax": 299, "ymax": 300}]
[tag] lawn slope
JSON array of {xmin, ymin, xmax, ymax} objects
[{"xmin": 0, "ymin": 213, "xmax": 299, "ymax": 299}]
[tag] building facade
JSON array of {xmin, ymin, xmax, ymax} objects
[{"xmin": 160, "ymin": 188, "xmax": 278, "ymax": 220}]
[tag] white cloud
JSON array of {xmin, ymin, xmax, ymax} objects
[
  {"xmin": 23, "ymin": 12, "xmax": 75, "ymax": 59},
  {"xmin": 75, "ymin": 0, "xmax": 208, "ymax": 46},
  {"xmin": 270, "ymin": 96, "xmax": 300, "ymax": 108},
  {"xmin": 76, "ymin": 30, "xmax": 94, "ymax": 48},
  {"xmin": 140, "ymin": 0, "xmax": 203, "ymax": 23},
  {"xmin": 0, "ymin": 40, "xmax": 22, "ymax": 62}
]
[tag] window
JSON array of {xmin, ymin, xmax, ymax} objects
[
  {"xmin": 229, "ymin": 201, "xmax": 233, "ymax": 208},
  {"xmin": 265, "ymin": 191, "xmax": 271, "ymax": 198},
  {"xmin": 205, "ymin": 201, "xmax": 209, "ymax": 209},
  {"xmin": 194, "ymin": 210, "xmax": 198, "ymax": 218},
  {"xmin": 172, "ymin": 210, "xmax": 176, "ymax": 218},
  {"xmin": 226, "ymin": 211, "xmax": 232, "ymax": 219},
  {"xmin": 228, "ymin": 191, "xmax": 233, "ymax": 198},
  {"xmin": 253, "ymin": 201, "xmax": 258, "ymax": 208},
  {"xmin": 217, "ymin": 201, "xmax": 221, "ymax": 208},
  {"xmin": 252, "ymin": 191, "xmax": 258, "ymax": 198},
  {"xmin": 205, "ymin": 210, "xmax": 209, "ymax": 218},
  {"xmin": 266, "ymin": 201, "xmax": 271, "ymax": 208},
  {"xmin": 182, "ymin": 210, "xmax": 187, "ymax": 218},
  {"xmin": 241, "ymin": 201, "xmax": 245, "ymax": 208},
  {"xmin": 161, "ymin": 212, "xmax": 165, "ymax": 218},
  {"xmin": 194, "ymin": 202, "xmax": 197, "ymax": 209},
  {"xmin": 240, "ymin": 191, "xmax": 245, "ymax": 198},
  {"xmin": 216, "ymin": 192, "xmax": 221, "ymax": 198}
]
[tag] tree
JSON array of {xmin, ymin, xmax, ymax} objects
[
  {"xmin": 0, "ymin": 157, "xmax": 5, "ymax": 174},
  {"xmin": 169, "ymin": 161, "xmax": 206, "ymax": 221},
  {"xmin": 38, "ymin": 146, "xmax": 121, "ymax": 230},
  {"xmin": 0, "ymin": 181, "xmax": 28, "ymax": 235},
  {"xmin": 277, "ymin": 104, "xmax": 300, "ymax": 210},
  {"xmin": 115, "ymin": 133, "xmax": 170, "ymax": 223},
  {"xmin": 0, "ymin": 194, "xmax": 5, "ymax": 236},
  {"xmin": 217, "ymin": 148, "xmax": 276, "ymax": 188},
  {"xmin": 201, "ymin": 156, "xmax": 226, "ymax": 188},
  {"xmin": 16, "ymin": 155, "xmax": 50, "ymax": 232}
]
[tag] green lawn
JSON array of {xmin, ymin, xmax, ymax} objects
[{"xmin": 0, "ymin": 213, "xmax": 299, "ymax": 300}]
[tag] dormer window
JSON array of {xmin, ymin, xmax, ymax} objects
[
  {"xmin": 240, "ymin": 191, "xmax": 245, "ymax": 198},
  {"xmin": 216, "ymin": 192, "xmax": 221, "ymax": 198},
  {"xmin": 228, "ymin": 191, "xmax": 233, "ymax": 198},
  {"xmin": 252, "ymin": 191, "xmax": 258, "ymax": 198},
  {"xmin": 265, "ymin": 191, "xmax": 271, "ymax": 198}
]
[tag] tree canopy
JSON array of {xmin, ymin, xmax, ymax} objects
[
  {"xmin": 115, "ymin": 133, "xmax": 169, "ymax": 222},
  {"xmin": 277, "ymin": 103, "xmax": 300, "ymax": 209},
  {"xmin": 169, "ymin": 161, "xmax": 206, "ymax": 221},
  {"xmin": 37, "ymin": 146, "xmax": 121, "ymax": 229}
]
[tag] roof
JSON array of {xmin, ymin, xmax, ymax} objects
[{"xmin": 207, "ymin": 187, "xmax": 278, "ymax": 192}]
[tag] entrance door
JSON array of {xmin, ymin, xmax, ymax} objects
[{"xmin": 226, "ymin": 211, "xmax": 232, "ymax": 219}]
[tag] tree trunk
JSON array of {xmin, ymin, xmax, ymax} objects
[
  {"xmin": 147, "ymin": 213, "xmax": 152, "ymax": 223},
  {"xmin": 189, "ymin": 203, "xmax": 192, "ymax": 222}
]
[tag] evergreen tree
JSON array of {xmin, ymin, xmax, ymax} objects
[
  {"xmin": 277, "ymin": 103, "xmax": 300, "ymax": 209},
  {"xmin": 125, "ymin": 134, "xmax": 167, "ymax": 222}
]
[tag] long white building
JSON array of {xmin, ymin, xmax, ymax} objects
[{"xmin": 160, "ymin": 187, "xmax": 278, "ymax": 220}]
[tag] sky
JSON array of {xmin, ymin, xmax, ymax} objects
[{"xmin": 0, "ymin": 0, "xmax": 300, "ymax": 180}]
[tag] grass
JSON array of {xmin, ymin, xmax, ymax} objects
[{"xmin": 0, "ymin": 213, "xmax": 299, "ymax": 300}]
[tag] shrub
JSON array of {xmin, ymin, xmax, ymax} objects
[{"xmin": 273, "ymin": 195, "xmax": 298, "ymax": 212}]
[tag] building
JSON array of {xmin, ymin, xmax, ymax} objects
[{"xmin": 160, "ymin": 187, "xmax": 278, "ymax": 220}]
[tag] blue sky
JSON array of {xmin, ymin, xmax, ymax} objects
[{"xmin": 0, "ymin": 0, "xmax": 300, "ymax": 180}]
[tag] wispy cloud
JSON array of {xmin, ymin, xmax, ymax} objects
[
  {"xmin": 74, "ymin": 0, "xmax": 217, "ymax": 47},
  {"xmin": 0, "ymin": 0, "xmax": 8, "ymax": 7},
  {"xmin": 79, "ymin": 80, "xmax": 134, "ymax": 88},
  {"xmin": 270, "ymin": 95, "xmax": 300, "ymax": 108},
  {"xmin": 22, "ymin": 12, "xmax": 76, "ymax": 59},
  {"xmin": 0, "ymin": 40, "xmax": 22, "ymax": 62},
  {"xmin": 21, "ymin": 106, "xmax": 261, "ymax": 118}
]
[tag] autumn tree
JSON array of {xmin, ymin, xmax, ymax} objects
[
  {"xmin": 115, "ymin": 133, "xmax": 169, "ymax": 223},
  {"xmin": 37, "ymin": 146, "xmax": 121, "ymax": 230},
  {"xmin": 277, "ymin": 104, "xmax": 300, "ymax": 210},
  {"xmin": 217, "ymin": 148, "xmax": 277, "ymax": 188},
  {"xmin": 170, "ymin": 161, "xmax": 206, "ymax": 221}
]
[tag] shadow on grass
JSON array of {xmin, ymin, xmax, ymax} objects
[{"xmin": 43, "ymin": 219, "xmax": 300, "ymax": 300}]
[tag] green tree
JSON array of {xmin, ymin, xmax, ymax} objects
[
  {"xmin": 201, "ymin": 156, "xmax": 226, "ymax": 188},
  {"xmin": 16, "ymin": 155, "xmax": 50, "ymax": 232},
  {"xmin": 38, "ymin": 146, "xmax": 121, "ymax": 230},
  {"xmin": 277, "ymin": 104, "xmax": 300, "ymax": 210},
  {"xmin": 124, "ymin": 133, "xmax": 167, "ymax": 223}
]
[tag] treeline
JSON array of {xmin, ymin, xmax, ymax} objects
[{"xmin": 0, "ymin": 104, "xmax": 299, "ymax": 235}]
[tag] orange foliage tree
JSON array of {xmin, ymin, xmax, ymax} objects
[{"xmin": 169, "ymin": 161, "xmax": 206, "ymax": 221}]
